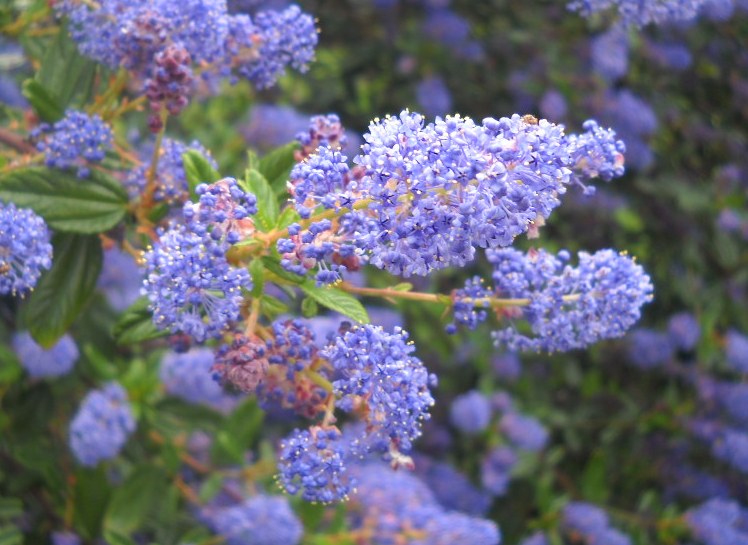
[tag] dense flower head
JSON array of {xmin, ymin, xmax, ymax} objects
[
  {"xmin": 447, "ymin": 277, "xmax": 491, "ymax": 333},
  {"xmin": 212, "ymin": 333, "xmax": 269, "ymax": 394},
  {"xmin": 685, "ymin": 498, "xmax": 748, "ymax": 545},
  {"xmin": 142, "ymin": 224, "xmax": 251, "ymax": 342},
  {"xmin": 243, "ymin": 104, "xmax": 309, "ymax": 151},
  {"xmin": 414, "ymin": 457, "xmax": 493, "ymax": 516},
  {"xmin": 481, "ymin": 446, "xmax": 518, "ymax": 496},
  {"xmin": 566, "ymin": 120, "xmax": 626, "ymax": 185},
  {"xmin": 51, "ymin": 532, "xmax": 81, "ymax": 545},
  {"xmin": 562, "ymin": 501, "xmax": 632, "ymax": 545},
  {"xmin": 231, "ymin": 5, "xmax": 318, "ymax": 89},
  {"xmin": 257, "ymin": 319, "xmax": 329, "ymax": 418},
  {"xmin": 144, "ymin": 44, "xmax": 194, "ymax": 132},
  {"xmin": 69, "ymin": 382, "xmax": 136, "ymax": 466},
  {"xmin": 490, "ymin": 248, "xmax": 653, "ymax": 352},
  {"xmin": 449, "ymin": 390, "xmax": 492, "ymax": 434},
  {"xmin": 289, "ymin": 145, "xmax": 352, "ymax": 213},
  {"xmin": 33, "ymin": 110, "xmax": 112, "ymax": 177},
  {"xmin": 160, "ymin": 348, "xmax": 238, "ymax": 411},
  {"xmin": 492, "ymin": 352, "xmax": 522, "ymax": 381},
  {"xmin": 12, "ymin": 332, "xmax": 79, "ymax": 379},
  {"xmin": 416, "ymin": 76, "xmax": 453, "ymax": 117},
  {"xmin": 711, "ymin": 426, "xmax": 748, "ymax": 473},
  {"xmin": 183, "ymin": 178, "xmax": 258, "ymax": 243},
  {"xmin": 349, "ymin": 461, "xmax": 499, "ymax": 545},
  {"xmin": 323, "ymin": 324, "xmax": 436, "ymax": 454},
  {"xmin": 568, "ymin": 0, "xmax": 707, "ymax": 27},
  {"xmin": 590, "ymin": 26, "xmax": 630, "ymax": 81},
  {"xmin": 627, "ymin": 329, "xmax": 675, "ymax": 368},
  {"xmin": 0, "ymin": 202, "xmax": 53, "ymax": 297},
  {"xmin": 421, "ymin": 8, "xmax": 484, "ymax": 60},
  {"xmin": 725, "ymin": 330, "xmax": 748, "ymax": 373},
  {"xmin": 668, "ymin": 312, "xmax": 701, "ymax": 351},
  {"xmin": 296, "ymin": 114, "xmax": 348, "ymax": 159},
  {"xmin": 499, "ymin": 412, "xmax": 549, "ymax": 451},
  {"xmin": 277, "ymin": 426, "xmax": 354, "ymax": 503},
  {"xmin": 98, "ymin": 248, "xmax": 142, "ymax": 312},
  {"xmin": 600, "ymin": 90, "xmax": 657, "ymax": 170},
  {"xmin": 125, "ymin": 138, "xmax": 218, "ymax": 205},
  {"xmin": 206, "ymin": 495, "xmax": 303, "ymax": 545}
]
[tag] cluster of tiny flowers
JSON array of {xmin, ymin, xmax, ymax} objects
[
  {"xmin": 277, "ymin": 426, "xmax": 353, "ymax": 503},
  {"xmin": 481, "ymin": 446, "xmax": 517, "ymax": 496},
  {"xmin": 51, "ymin": 532, "xmax": 81, "ymax": 545},
  {"xmin": 97, "ymin": 248, "xmax": 142, "ymax": 312},
  {"xmin": 160, "ymin": 348, "xmax": 238, "ymax": 412},
  {"xmin": 68, "ymin": 382, "xmax": 136, "ymax": 466},
  {"xmin": 290, "ymin": 111, "xmax": 624, "ymax": 277},
  {"xmin": 449, "ymin": 390, "xmax": 491, "ymax": 435},
  {"xmin": 566, "ymin": 119, "xmax": 626, "ymax": 187},
  {"xmin": 142, "ymin": 227, "xmax": 250, "ymax": 342},
  {"xmin": 0, "ymin": 201, "xmax": 53, "ymax": 297},
  {"xmin": 323, "ymin": 324, "xmax": 437, "ymax": 454},
  {"xmin": 205, "ymin": 495, "xmax": 303, "ymax": 545},
  {"xmin": 686, "ymin": 498, "xmax": 748, "ymax": 545},
  {"xmin": 725, "ymin": 330, "xmax": 748, "ymax": 373},
  {"xmin": 626, "ymin": 312, "xmax": 701, "ymax": 369},
  {"xmin": 561, "ymin": 502, "xmax": 632, "ymax": 545},
  {"xmin": 446, "ymin": 277, "xmax": 491, "ymax": 333},
  {"xmin": 32, "ymin": 110, "xmax": 112, "ymax": 177},
  {"xmin": 56, "ymin": 1, "xmax": 317, "ymax": 126},
  {"xmin": 256, "ymin": 319, "xmax": 329, "ymax": 418},
  {"xmin": 295, "ymin": 114, "xmax": 348, "ymax": 159},
  {"xmin": 12, "ymin": 332, "xmax": 79, "ymax": 379},
  {"xmin": 124, "ymin": 138, "xmax": 217, "ymax": 205},
  {"xmin": 414, "ymin": 456, "xmax": 492, "ymax": 515},
  {"xmin": 183, "ymin": 178, "xmax": 258, "ymax": 242},
  {"xmin": 568, "ymin": 0, "xmax": 707, "ymax": 26},
  {"xmin": 212, "ymin": 333, "xmax": 269, "ymax": 394},
  {"xmin": 348, "ymin": 462, "xmax": 501, "ymax": 545},
  {"xmin": 489, "ymin": 248, "xmax": 653, "ymax": 352}
]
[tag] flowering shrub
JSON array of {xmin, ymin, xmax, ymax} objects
[{"xmin": 0, "ymin": 1, "xmax": 746, "ymax": 544}]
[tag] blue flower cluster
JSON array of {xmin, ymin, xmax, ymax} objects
[
  {"xmin": 686, "ymin": 498, "xmax": 748, "ymax": 545},
  {"xmin": 124, "ymin": 138, "xmax": 218, "ymax": 205},
  {"xmin": 348, "ymin": 462, "xmax": 501, "ymax": 545},
  {"xmin": 561, "ymin": 501, "xmax": 632, "ymax": 545},
  {"xmin": 68, "ymin": 382, "xmax": 136, "ymax": 466},
  {"xmin": 292, "ymin": 111, "xmax": 627, "ymax": 278},
  {"xmin": 56, "ymin": 1, "xmax": 317, "ymax": 126},
  {"xmin": 143, "ymin": 178, "xmax": 256, "ymax": 342},
  {"xmin": 0, "ymin": 201, "xmax": 53, "ymax": 297},
  {"xmin": 489, "ymin": 248, "xmax": 653, "ymax": 352},
  {"xmin": 325, "ymin": 324, "xmax": 437, "ymax": 454},
  {"xmin": 160, "ymin": 348, "xmax": 239, "ymax": 412},
  {"xmin": 568, "ymin": 0, "xmax": 707, "ymax": 26},
  {"xmin": 97, "ymin": 247, "xmax": 142, "ymax": 312},
  {"xmin": 449, "ymin": 390, "xmax": 491, "ymax": 434},
  {"xmin": 33, "ymin": 110, "xmax": 113, "ymax": 177},
  {"xmin": 205, "ymin": 494, "xmax": 303, "ymax": 545},
  {"xmin": 12, "ymin": 332, "xmax": 79, "ymax": 379}
]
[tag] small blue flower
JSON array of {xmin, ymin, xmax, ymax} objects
[
  {"xmin": 206, "ymin": 495, "xmax": 303, "ymax": 545},
  {"xmin": 12, "ymin": 332, "xmax": 78, "ymax": 379}
]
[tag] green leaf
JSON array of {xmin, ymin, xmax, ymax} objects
[
  {"xmin": 299, "ymin": 281, "xmax": 369, "ymax": 324},
  {"xmin": 21, "ymin": 79, "xmax": 64, "ymax": 122},
  {"xmin": 20, "ymin": 234, "xmax": 102, "ymax": 348},
  {"xmin": 301, "ymin": 296, "xmax": 319, "ymax": 318},
  {"xmin": 74, "ymin": 467, "xmax": 112, "ymax": 539},
  {"xmin": 257, "ymin": 141, "xmax": 299, "ymax": 192},
  {"xmin": 104, "ymin": 466, "xmax": 168, "ymax": 535},
  {"xmin": 212, "ymin": 399, "xmax": 264, "ymax": 465},
  {"xmin": 249, "ymin": 258, "xmax": 265, "ymax": 297},
  {"xmin": 103, "ymin": 531, "xmax": 137, "ymax": 545},
  {"xmin": 0, "ymin": 527, "xmax": 22, "ymax": 545},
  {"xmin": 277, "ymin": 206, "xmax": 301, "ymax": 229},
  {"xmin": 0, "ymin": 348, "xmax": 21, "ymax": 385},
  {"xmin": 260, "ymin": 294, "xmax": 289, "ymax": 319},
  {"xmin": 198, "ymin": 474, "xmax": 225, "ymax": 503},
  {"xmin": 0, "ymin": 499, "xmax": 22, "ymax": 521},
  {"xmin": 36, "ymin": 25, "xmax": 97, "ymax": 109},
  {"xmin": 183, "ymin": 149, "xmax": 220, "ymax": 200},
  {"xmin": 0, "ymin": 167, "xmax": 129, "ymax": 234},
  {"xmin": 245, "ymin": 169, "xmax": 279, "ymax": 232},
  {"xmin": 112, "ymin": 297, "xmax": 168, "ymax": 346}
]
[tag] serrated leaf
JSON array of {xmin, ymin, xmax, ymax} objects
[
  {"xmin": 0, "ymin": 167, "xmax": 128, "ymax": 234},
  {"xmin": 245, "ymin": 169, "xmax": 279, "ymax": 232},
  {"xmin": 277, "ymin": 206, "xmax": 300, "ymax": 229},
  {"xmin": 182, "ymin": 150, "xmax": 220, "ymax": 200},
  {"xmin": 257, "ymin": 141, "xmax": 299, "ymax": 192},
  {"xmin": 20, "ymin": 234, "xmax": 102, "ymax": 348},
  {"xmin": 301, "ymin": 296, "xmax": 319, "ymax": 318},
  {"xmin": 36, "ymin": 25, "xmax": 98, "ymax": 109},
  {"xmin": 21, "ymin": 79, "xmax": 64, "ymax": 122},
  {"xmin": 299, "ymin": 281, "xmax": 369, "ymax": 324},
  {"xmin": 249, "ymin": 258, "xmax": 265, "ymax": 297},
  {"xmin": 112, "ymin": 297, "xmax": 167, "ymax": 345},
  {"xmin": 104, "ymin": 466, "xmax": 168, "ymax": 534},
  {"xmin": 260, "ymin": 294, "xmax": 289, "ymax": 319}
]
